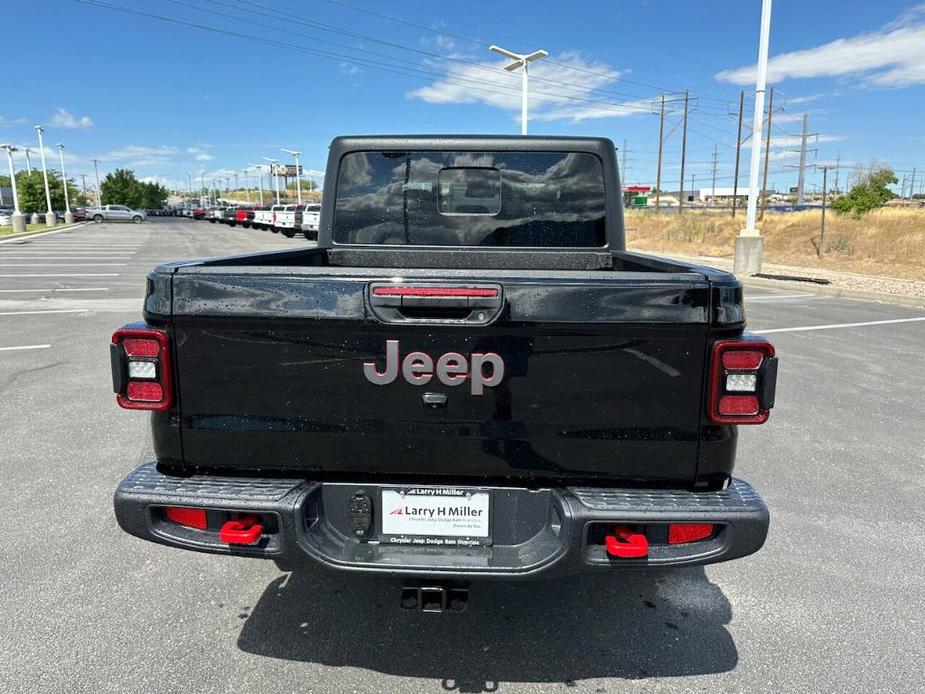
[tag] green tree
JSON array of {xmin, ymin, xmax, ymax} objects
[
  {"xmin": 831, "ymin": 168, "xmax": 898, "ymax": 217},
  {"xmin": 138, "ymin": 181, "xmax": 168, "ymax": 209},
  {"xmin": 100, "ymin": 168, "xmax": 144, "ymax": 207}
]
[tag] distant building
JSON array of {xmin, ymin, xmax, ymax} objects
[
  {"xmin": 0, "ymin": 186, "xmax": 12, "ymax": 206},
  {"xmin": 698, "ymin": 187, "xmax": 756, "ymax": 204}
]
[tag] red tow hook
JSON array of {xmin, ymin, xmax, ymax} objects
[
  {"xmin": 605, "ymin": 525, "xmax": 649, "ymax": 558},
  {"xmin": 219, "ymin": 514, "xmax": 263, "ymax": 545}
]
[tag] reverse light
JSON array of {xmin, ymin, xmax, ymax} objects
[
  {"xmin": 111, "ymin": 327, "xmax": 173, "ymax": 411},
  {"xmin": 708, "ymin": 339, "xmax": 777, "ymax": 424}
]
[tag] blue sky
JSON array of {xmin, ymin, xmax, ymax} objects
[{"xmin": 2, "ymin": 0, "xmax": 924, "ymax": 195}]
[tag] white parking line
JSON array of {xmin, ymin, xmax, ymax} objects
[
  {"xmin": 0, "ymin": 309, "xmax": 89, "ymax": 316},
  {"xmin": 0, "ymin": 287, "xmax": 109, "ymax": 293},
  {"xmin": 747, "ymin": 294, "xmax": 815, "ymax": 301},
  {"xmin": 0, "ymin": 273, "xmax": 120, "ymax": 277},
  {"xmin": 759, "ymin": 317, "xmax": 925, "ymax": 334},
  {"xmin": 0, "ymin": 344, "xmax": 51, "ymax": 352}
]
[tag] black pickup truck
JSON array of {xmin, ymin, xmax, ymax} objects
[{"xmin": 111, "ymin": 136, "xmax": 777, "ymax": 611}]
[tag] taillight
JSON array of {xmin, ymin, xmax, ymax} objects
[
  {"xmin": 111, "ymin": 327, "xmax": 173, "ymax": 411},
  {"xmin": 708, "ymin": 339, "xmax": 777, "ymax": 424}
]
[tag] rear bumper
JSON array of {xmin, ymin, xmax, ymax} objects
[{"xmin": 114, "ymin": 463, "xmax": 769, "ymax": 579}]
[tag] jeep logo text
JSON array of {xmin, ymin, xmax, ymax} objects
[{"xmin": 363, "ymin": 339, "xmax": 504, "ymax": 395}]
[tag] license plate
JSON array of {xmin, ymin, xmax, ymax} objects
[{"xmin": 380, "ymin": 488, "xmax": 491, "ymax": 546}]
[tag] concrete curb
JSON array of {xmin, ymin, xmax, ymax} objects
[
  {"xmin": 739, "ymin": 276, "xmax": 925, "ymax": 309},
  {"xmin": 660, "ymin": 252, "xmax": 925, "ymax": 310},
  {"xmin": 0, "ymin": 222, "xmax": 88, "ymax": 244}
]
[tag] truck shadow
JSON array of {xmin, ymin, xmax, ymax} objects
[{"xmin": 237, "ymin": 563, "xmax": 737, "ymax": 691}]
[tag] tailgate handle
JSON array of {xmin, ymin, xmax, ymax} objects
[{"xmin": 368, "ymin": 284, "xmax": 503, "ymax": 325}]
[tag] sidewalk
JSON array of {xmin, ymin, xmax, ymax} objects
[{"xmin": 666, "ymin": 253, "xmax": 925, "ymax": 309}]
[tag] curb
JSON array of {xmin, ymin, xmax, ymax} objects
[
  {"xmin": 739, "ymin": 276, "xmax": 925, "ymax": 310},
  {"xmin": 0, "ymin": 222, "xmax": 88, "ymax": 244},
  {"xmin": 660, "ymin": 253, "xmax": 925, "ymax": 310}
]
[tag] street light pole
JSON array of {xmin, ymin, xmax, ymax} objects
[
  {"xmin": 92, "ymin": 159, "xmax": 102, "ymax": 209},
  {"xmin": 489, "ymin": 45, "xmax": 548, "ymax": 135},
  {"xmin": 243, "ymin": 168, "xmax": 251, "ymax": 203},
  {"xmin": 0, "ymin": 144, "xmax": 26, "ymax": 233},
  {"xmin": 264, "ymin": 158, "xmax": 281, "ymax": 204},
  {"xmin": 734, "ymin": 0, "xmax": 772, "ymax": 276},
  {"xmin": 35, "ymin": 126, "xmax": 56, "ymax": 226},
  {"xmin": 23, "ymin": 148, "xmax": 33, "ymax": 174},
  {"xmin": 56, "ymin": 144, "xmax": 73, "ymax": 223},
  {"xmin": 282, "ymin": 148, "xmax": 302, "ymax": 204},
  {"xmin": 248, "ymin": 164, "xmax": 265, "ymax": 206}
]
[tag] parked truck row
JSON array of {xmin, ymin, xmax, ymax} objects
[{"xmin": 192, "ymin": 202, "xmax": 321, "ymax": 240}]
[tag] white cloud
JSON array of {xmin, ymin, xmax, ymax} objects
[
  {"xmin": 97, "ymin": 145, "xmax": 178, "ymax": 167},
  {"xmin": 716, "ymin": 5, "xmax": 925, "ymax": 87},
  {"xmin": 186, "ymin": 146, "xmax": 214, "ymax": 162},
  {"xmin": 0, "ymin": 116, "xmax": 27, "ymax": 128},
  {"xmin": 409, "ymin": 50, "xmax": 656, "ymax": 124},
  {"xmin": 49, "ymin": 108, "xmax": 94, "ymax": 129},
  {"xmin": 771, "ymin": 134, "xmax": 846, "ymax": 148}
]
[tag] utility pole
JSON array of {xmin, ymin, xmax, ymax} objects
[
  {"xmin": 81, "ymin": 173, "xmax": 88, "ymax": 201},
  {"xmin": 795, "ymin": 113, "xmax": 809, "ymax": 205},
  {"xmin": 710, "ymin": 144, "xmax": 719, "ymax": 207},
  {"xmin": 732, "ymin": 90, "xmax": 745, "ymax": 217},
  {"xmin": 621, "ymin": 138, "xmax": 628, "ymax": 185},
  {"xmin": 910, "ymin": 167, "xmax": 917, "ymax": 201},
  {"xmin": 655, "ymin": 94, "xmax": 665, "ymax": 211},
  {"xmin": 758, "ymin": 86, "xmax": 774, "ymax": 221},
  {"xmin": 818, "ymin": 165, "xmax": 832, "ymax": 257},
  {"xmin": 834, "ymin": 152, "xmax": 841, "ymax": 194},
  {"xmin": 901, "ymin": 174, "xmax": 907, "ymax": 200},
  {"xmin": 678, "ymin": 90, "xmax": 689, "ymax": 214}
]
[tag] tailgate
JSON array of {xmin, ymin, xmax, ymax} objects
[{"xmin": 170, "ymin": 269, "xmax": 712, "ymax": 483}]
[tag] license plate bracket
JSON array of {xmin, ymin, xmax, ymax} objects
[{"xmin": 380, "ymin": 487, "xmax": 492, "ymax": 547}]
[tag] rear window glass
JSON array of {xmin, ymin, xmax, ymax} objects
[{"xmin": 333, "ymin": 151, "xmax": 606, "ymax": 247}]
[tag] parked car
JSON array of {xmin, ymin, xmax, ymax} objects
[
  {"xmin": 273, "ymin": 203, "xmax": 302, "ymax": 237},
  {"xmin": 73, "ymin": 207, "xmax": 92, "ymax": 221},
  {"xmin": 192, "ymin": 208, "xmax": 207, "ymax": 220},
  {"xmin": 221, "ymin": 208, "xmax": 238, "ymax": 226},
  {"xmin": 110, "ymin": 135, "xmax": 778, "ymax": 612},
  {"xmin": 91, "ymin": 205, "xmax": 146, "ymax": 223},
  {"xmin": 252, "ymin": 207, "xmax": 274, "ymax": 231},
  {"xmin": 300, "ymin": 202, "xmax": 321, "ymax": 241},
  {"xmin": 0, "ymin": 209, "xmax": 13, "ymax": 226}
]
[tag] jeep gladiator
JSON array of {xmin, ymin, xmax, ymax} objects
[{"xmin": 111, "ymin": 136, "xmax": 777, "ymax": 611}]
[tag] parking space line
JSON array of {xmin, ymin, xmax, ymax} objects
[
  {"xmin": 0, "ymin": 287, "xmax": 109, "ymax": 293},
  {"xmin": 746, "ymin": 294, "xmax": 815, "ymax": 301},
  {"xmin": 759, "ymin": 317, "xmax": 925, "ymax": 334},
  {"xmin": 0, "ymin": 309, "xmax": 89, "ymax": 316},
  {"xmin": 0, "ymin": 344, "xmax": 51, "ymax": 352}
]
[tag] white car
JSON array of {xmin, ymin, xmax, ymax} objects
[
  {"xmin": 91, "ymin": 205, "xmax": 147, "ymax": 223},
  {"xmin": 300, "ymin": 203, "xmax": 320, "ymax": 241},
  {"xmin": 0, "ymin": 209, "xmax": 13, "ymax": 226},
  {"xmin": 271, "ymin": 203, "xmax": 301, "ymax": 237}
]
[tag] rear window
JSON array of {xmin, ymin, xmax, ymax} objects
[{"xmin": 333, "ymin": 151, "xmax": 606, "ymax": 247}]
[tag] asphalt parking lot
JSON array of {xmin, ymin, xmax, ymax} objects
[{"xmin": 1, "ymin": 218, "xmax": 922, "ymax": 693}]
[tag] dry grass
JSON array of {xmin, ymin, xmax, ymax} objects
[{"xmin": 625, "ymin": 207, "xmax": 925, "ymax": 280}]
